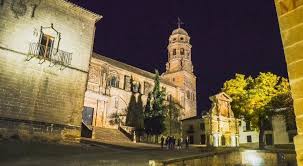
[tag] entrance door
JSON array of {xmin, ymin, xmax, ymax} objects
[
  {"xmin": 265, "ymin": 134, "xmax": 273, "ymax": 145},
  {"xmin": 189, "ymin": 135, "xmax": 194, "ymax": 144},
  {"xmin": 200, "ymin": 135, "xmax": 206, "ymax": 144},
  {"xmin": 81, "ymin": 106, "xmax": 94, "ymax": 138},
  {"xmin": 221, "ymin": 135, "xmax": 226, "ymax": 146}
]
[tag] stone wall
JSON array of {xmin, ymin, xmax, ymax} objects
[
  {"xmin": 273, "ymin": 0, "xmax": 303, "ymax": 164},
  {"xmin": 149, "ymin": 149, "xmax": 296, "ymax": 166},
  {"xmin": 0, "ymin": 0, "xmax": 100, "ymax": 141}
]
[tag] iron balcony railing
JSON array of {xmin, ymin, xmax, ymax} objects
[{"xmin": 28, "ymin": 42, "xmax": 72, "ymax": 66}]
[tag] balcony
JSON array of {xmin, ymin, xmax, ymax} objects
[{"xmin": 28, "ymin": 42, "xmax": 72, "ymax": 66}]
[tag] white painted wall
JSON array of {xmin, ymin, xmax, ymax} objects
[{"xmin": 239, "ymin": 120, "xmax": 259, "ymax": 144}]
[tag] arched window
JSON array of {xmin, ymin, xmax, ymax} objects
[
  {"xmin": 173, "ymin": 49, "xmax": 176, "ymax": 55},
  {"xmin": 180, "ymin": 48, "xmax": 185, "ymax": 55},
  {"xmin": 108, "ymin": 76, "xmax": 119, "ymax": 88}
]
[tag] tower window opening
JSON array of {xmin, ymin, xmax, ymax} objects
[
  {"xmin": 180, "ymin": 48, "xmax": 185, "ymax": 55},
  {"xmin": 180, "ymin": 37, "xmax": 184, "ymax": 41},
  {"xmin": 173, "ymin": 49, "xmax": 176, "ymax": 55}
]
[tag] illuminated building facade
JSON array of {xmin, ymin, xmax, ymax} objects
[
  {"xmin": 83, "ymin": 27, "xmax": 197, "ymax": 132},
  {"xmin": 182, "ymin": 93, "xmax": 296, "ymax": 148},
  {"xmin": 182, "ymin": 92, "xmax": 239, "ymax": 147},
  {"xmin": 0, "ymin": 0, "xmax": 101, "ymax": 141}
]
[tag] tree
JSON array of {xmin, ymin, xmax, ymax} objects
[
  {"xmin": 222, "ymin": 74, "xmax": 252, "ymax": 118},
  {"xmin": 163, "ymin": 99, "xmax": 182, "ymax": 137},
  {"xmin": 136, "ymin": 94, "xmax": 144, "ymax": 135},
  {"xmin": 222, "ymin": 72, "xmax": 293, "ymax": 149},
  {"xmin": 126, "ymin": 93, "xmax": 137, "ymax": 127},
  {"xmin": 144, "ymin": 93, "xmax": 153, "ymax": 138},
  {"xmin": 144, "ymin": 70, "xmax": 166, "ymax": 142}
]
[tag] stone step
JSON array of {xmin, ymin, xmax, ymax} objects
[{"xmin": 93, "ymin": 127, "xmax": 131, "ymax": 144}]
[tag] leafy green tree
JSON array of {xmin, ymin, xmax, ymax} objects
[
  {"xmin": 144, "ymin": 93, "xmax": 153, "ymax": 137},
  {"xmin": 144, "ymin": 70, "xmax": 166, "ymax": 142},
  {"xmin": 222, "ymin": 72, "xmax": 293, "ymax": 148},
  {"xmin": 222, "ymin": 74, "xmax": 251, "ymax": 118},
  {"xmin": 163, "ymin": 99, "xmax": 182, "ymax": 137}
]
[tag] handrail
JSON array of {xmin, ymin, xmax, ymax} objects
[
  {"xmin": 118, "ymin": 125, "xmax": 134, "ymax": 141},
  {"xmin": 28, "ymin": 42, "xmax": 72, "ymax": 66}
]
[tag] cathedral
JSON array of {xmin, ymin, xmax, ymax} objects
[{"xmin": 84, "ymin": 26, "xmax": 197, "ymax": 130}]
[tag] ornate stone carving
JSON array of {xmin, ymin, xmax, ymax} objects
[
  {"xmin": 88, "ymin": 66, "xmax": 100, "ymax": 83},
  {"xmin": 143, "ymin": 81, "xmax": 152, "ymax": 95},
  {"xmin": 11, "ymin": 0, "xmax": 28, "ymax": 18}
]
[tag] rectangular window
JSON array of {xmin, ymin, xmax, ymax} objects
[
  {"xmin": 180, "ymin": 48, "xmax": 185, "ymax": 55},
  {"xmin": 173, "ymin": 49, "xmax": 176, "ymax": 55},
  {"xmin": 247, "ymin": 135, "xmax": 252, "ymax": 143},
  {"xmin": 245, "ymin": 121, "xmax": 251, "ymax": 131},
  {"xmin": 39, "ymin": 33, "xmax": 54, "ymax": 59}
]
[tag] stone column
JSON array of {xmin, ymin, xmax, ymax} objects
[{"xmin": 273, "ymin": 1, "xmax": 303, "ymax": 165}]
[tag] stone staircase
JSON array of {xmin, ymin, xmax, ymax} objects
[{"xmin": 92, "ymin": 127, "xmax": 132, "ymax": 144}]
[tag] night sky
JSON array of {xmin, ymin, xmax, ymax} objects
[{"xmin": 71, "ymin": 0, "xmax": 288, "ymax": 115}]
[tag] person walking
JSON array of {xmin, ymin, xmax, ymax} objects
[
  {"xmin": 185, "ymin": 136, "xmax": 189, "ymax": 150},
  {"xmin": 161, "ymin": 136, "xmax": 164, "ymax": 149},
  {"xmin": 177, "ymin": 138, "xmax": 181, "ymax": 150},
  {"xmin": 172, "ymin": 136, "xmax": 176, "ymax": 150},
  {"xmin": 166, "ymin": 136, "xmax": 170, "ymax": 150}
]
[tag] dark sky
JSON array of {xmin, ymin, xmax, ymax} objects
[{"xmin": 71, "ymin": 0, "xmax": 288, "ymax": 115}]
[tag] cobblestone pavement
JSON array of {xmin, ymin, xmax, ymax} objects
[{"xmin": 0, "ymin": 139, "xmax": 211, "ymax": 166}]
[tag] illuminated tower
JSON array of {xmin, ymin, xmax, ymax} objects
[{"xmin": 162, "ymin": 20, "xmax": 197, "ymax": 119}]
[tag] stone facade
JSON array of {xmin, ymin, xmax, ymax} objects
[
  {"xmin": 207, "ymin": 92, "xmax": 239, "ymax": 147},
  {"xmin": 273, "ymin": 0, "xmax": 303, "ymax": 164},
  {"xmin": 182, "ymin": 92, "xmax": 239, "ymax": 147},
  {"xmin": 85, "ymin": 53, "xmax": 180, "ymax": 129},
  {"xmin": 83, "ymin": 27, "xmax": 197, "ymax": 131},
  {"xmin": 0, "ymin": 0, "xmax": 101, "ymax": 142},
  {"xmin": 162, "ymin": 28, "xmax": 197, "ymax": 119}
]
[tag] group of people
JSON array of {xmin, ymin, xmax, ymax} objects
[{"xmin": 160, "ymin": 136, "xmax": 190, "ymax": 150}]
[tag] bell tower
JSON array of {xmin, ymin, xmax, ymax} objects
[{"xmin": 162, "ymin": 21, "xmax": 197, "ymax": 119}]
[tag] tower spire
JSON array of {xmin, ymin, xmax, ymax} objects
[{"xmin": 177, "ymin": 17, "xmax": 184, "ymax": 28}]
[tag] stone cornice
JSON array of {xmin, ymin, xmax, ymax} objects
[{"xmin": 51, "ymin": 0, "xmax": 102, "ymax": 22}]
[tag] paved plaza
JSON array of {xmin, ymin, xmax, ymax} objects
[{"xmin": 0, "ymin": 139, "xmax": 211, "ymax": 166}]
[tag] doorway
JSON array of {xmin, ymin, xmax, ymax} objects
[{"xmin": 81, "ymin": 106, "xmax": 94, "ymax": 138}]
